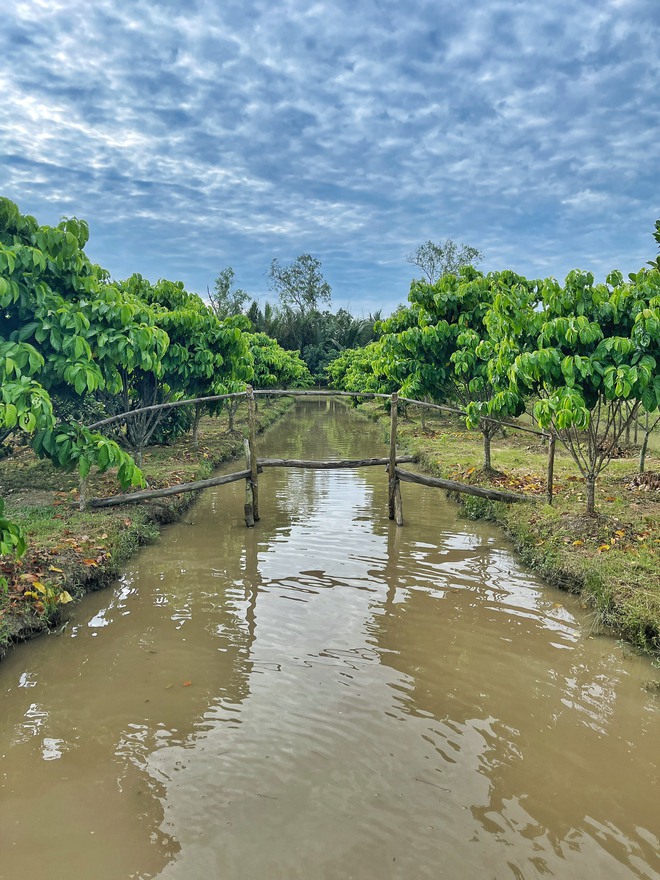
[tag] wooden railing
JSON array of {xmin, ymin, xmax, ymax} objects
[{"xmin": 84, "ymin": 388, "xmax": 553, "ymax": 524}]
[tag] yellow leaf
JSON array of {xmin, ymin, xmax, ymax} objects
[
  {"xmin": 597, "ymin": 544, "xmax": 610, "ymax": 552},
  {"xmin": 33, "ymin": 581, "xmax": 47, "ymax": 594},
  {"xmin": 572, "ymin": 540, "xmax": 583, "ymax": 547},
  {"xmin": 58, "ymin": 591, "xmax": 73, "ymax": 604},
  {"xmin": 49, "ymin": 566, "xmax": 64, "ymax": 573}
]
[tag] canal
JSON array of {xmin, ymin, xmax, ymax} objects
[{"xmin": 1, "ymin": 398, "xmax": 658, "ymax": 879}]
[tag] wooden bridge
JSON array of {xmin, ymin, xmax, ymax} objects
[{"xmin": 84, "ymin": 388, "xmax": 553, "ymax": 526}]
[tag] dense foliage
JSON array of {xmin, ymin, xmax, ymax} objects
[
  {"xmin": 0, "ymin": 198, "xmax": 313, "ymax": 573},
  {"xmin": 327, "ymin": 230, "xmax": 660, "ymax": 513}
]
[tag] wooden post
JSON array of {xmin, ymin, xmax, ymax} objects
[
  {"xmin": 247, "ymin": 385, "xmax": 260, "ymax": 523},
  {"xmin": 546, "ymin": 434, "xmax": 556, "ymax": 506},
  {"xmin": 243, "ymin": 438, "xmax": 255, "ymax": 527},
  {"xmin": 388, "ymin": 392, "xmax": 403, "ymax": 525}
]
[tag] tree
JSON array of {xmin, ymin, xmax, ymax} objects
[
  {"xmin": 268, "ymin": 253, "xmax": 332, "ymax": 314},
  {"xmin": 115, "ymin": 275, "xmax": 252, "ymax": 454},
  {"xmin": 378, "ymin": 268, "xmax": 533, "ymax": 470},
  {"xmin": 248, "ymin": 333, "xmax": 313, "ymax": 389},
  {"xmin": 493, "ymin": 267, "xmax": 660, "ymax": 515},
  {"xmin": 0, "ymin": 198, "xmax": 146, "ymax": 568},
  {"xmin": 209, "ymin": 266, "xmax": 249, "ymax": 318},
  {"xmin": 406, "ymin": 239, "xmax": 483, "ymax": 284},
  {"xmin": 326, "ymin": 340, "xmax": 395, "ymax": 395}
]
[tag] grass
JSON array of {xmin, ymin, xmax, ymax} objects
[
  {"xmin": 358, "ymin": 398, "xmax": 660, "ymax": 655},
  {"xmin": 0, "ymin": 396, "xmax": 294, "ymax": 657}
]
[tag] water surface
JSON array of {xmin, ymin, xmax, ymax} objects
[{"xmin": 1, "ymin": 399, "xmax": 658, "ymax": 879}]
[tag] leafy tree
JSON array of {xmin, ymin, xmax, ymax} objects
[
  {"xmin": 406, "ymin": 239, "xmax": 484, "ymax": 284},
  {"xmin": 493, "ymin": 268, "xmax": 660, "ymax": 515},
  {"xmin": 209, "ymin": 266, "xmax": 249, "ymax": 318},
  {"xmin": 114, "ymin": 275, "xmax": 252, "ymax": 454},
  {"xmin": 248, "ymin": 333, "xmax": 313, "ymax": 389},
  {"xmin": 326, "ymin": 340, "xmax": 395, "ymax": 395},
  {"xmin": 0, "ymin": 198, "xmax": 146, "ymax": 564},
  {"xmin": 378, "ymin": 268, "xmax": 534, "ymax": 470},
  {"xmin": 268, "ymin": 253, "xmax": 332, "ymax": 314}
]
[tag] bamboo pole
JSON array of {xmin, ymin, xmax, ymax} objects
[
  {"xmin": 87, "ymin": 469, "xmax": 255, "ymax": 508},
  {"xmin": 86, "ymin": 390, "xmax": 248, "ymax": 431},
  {"xmin": 388, "ymin": 392, "xmax": 403, "ymax": 524},
  {"xmin": 243, "ymin": 438, "xmax": 255, "ymax": 527},
  {"xmin": 395, "ymin": 467, "xmax": 534, "ymax": 503},
  {"xmin": 546, "ymin": 434, "xmax": 556, "ymax": 506},
  {"xmin": 257, "ymin": 456, "xmax": 414, "ymax": 469},
  {"xmin": 247, "ymin": 385, "xmax": 259, "ymax": 523}
]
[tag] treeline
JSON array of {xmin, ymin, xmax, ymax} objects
[
  {"xmin": 326, "ymin": 225, "xmax": 660, "ymax": 516},
  {"xmin": 210, "ymin": 253, "xmax": 381, "ymax": 381}
]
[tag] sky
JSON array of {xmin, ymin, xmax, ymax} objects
[{"xmin": 1, "ymin": 0, "xmax": 659, "ymax": 316}]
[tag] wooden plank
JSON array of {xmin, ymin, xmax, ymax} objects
[
  {"xmin": 257, "ymin": 457, "xmax": 414, "ymax": 469},
  {"xmin": 88, "ymin": 469, "xmax": 254, "ymax": 508},
  {"xmin": 395, "ymin": 467, "xmax": 534, "ymax": 503}
]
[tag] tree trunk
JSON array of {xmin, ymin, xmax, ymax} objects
[
  {"xmin": 192, "ymin": 403, "xmax": 202, "ymax": 449},
  {"xmin": 585, "ymin": 474, "xmax": 596, "ymax": 517},
  {"xmin": 483, "ymin": 430, "xmax": 492, "ymax": 471},
  {"xmin": 639, "ymin": 426, "xmax": 650, "ymax": 474}
]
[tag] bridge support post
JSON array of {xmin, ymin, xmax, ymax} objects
[
  {"xmin": 245, "ymin": 385, "xmax": 260, "ymax": 526},
  {"xmin": 388, "ymin": 392, "xmax": 403, "ymax": 526}
]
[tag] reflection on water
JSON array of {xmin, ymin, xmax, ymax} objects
[{"xmin": 0, "ymin": 399, "xmax": 658, "ymax": 880}]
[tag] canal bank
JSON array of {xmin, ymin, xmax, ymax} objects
[{"xmin": 0, "ymin": 396, "xmax": 294, "ymax": 657}]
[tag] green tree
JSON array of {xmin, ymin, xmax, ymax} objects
[
  {"xmin": 326, "ymin": 340, "xmax": 394, "ymax": 395},
  {"xmin": 493, "ymin": 268, "xmax": 660, "ymax": 515},
  {"xmin": 268, "ymin": 253, "xmax": 332, "ymax": 315},
  {"xmin": 210, "ymin": 267, "xmax": 249, "ymax": 318},
  {"xmin": 248, "ymin": 333, "xmax": 312, "ymax": 389},
  {"xmin": 406, "ymin": 239, "xmax": 483, "ymax": 284},
  {"xmin": 378, "ymin": 268, "xmax": 534, "ymax": 470},
  {"xmin": 0, "ymin": 198, "xmax": 146, "ymax": 568},
  {"xmin": 115, "ymin": 275, "xmax": 252, "ymax": 454}
]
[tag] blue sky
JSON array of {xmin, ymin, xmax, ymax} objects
[{"xmin": 1, "ymin": 0, "xmax": 659, "ymax": 315}]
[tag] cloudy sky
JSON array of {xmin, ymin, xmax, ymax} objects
[{"xmin": 1, "ymin": 0, "xmax": 659, "ymax": 315}]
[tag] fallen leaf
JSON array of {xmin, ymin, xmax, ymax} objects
[
  {"xmin": 182, "ymin": 681, "xmax": 192, "ymax": 687},
  {"xmin": 58, "ymin": 591, "xmax": 73, "ymax": 604},
  {"xmin": 572, "ymin": 540, "xmax": 584, "ymax": 547},
  {"xmin": 49, "ymin": 566, "xmax": 64, "ymax": 573},
  {"xmin": 597, "ymin": 544, "xmax": 610, "ymax": 552}
]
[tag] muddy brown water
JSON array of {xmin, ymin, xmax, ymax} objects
[{"xmin": 1, "ymin": 399, "xmax": 658, "ymax": 880}]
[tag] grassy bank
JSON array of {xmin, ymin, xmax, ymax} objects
[
  {"xmin": 358, "ymin": 399, "xmax": 660, "ymax": 655},
  {"xmin": 0, "ymin": 397, "xmax": 294, "ymax": 658}
]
